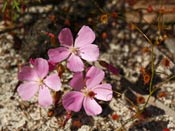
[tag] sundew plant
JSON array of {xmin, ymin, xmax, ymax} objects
[
  {"xmin": 17, "ymin": 25, "xmax": 113, "ymax": 115},
  {"xmin": 1, "ymin": 0, "xmax": 175, "ymax": 130}
]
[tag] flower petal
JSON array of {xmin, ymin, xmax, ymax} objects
[
  {"xmin": 67, "ymin": 54, "xmax": 84, "ymax": 72},
  {"xmin": 86, "ymin": 66, "xmax": 105, "ymax": 88},
  {"xmin": 17, "ymin": 82, "xmax": 38, "ymax": 100},
  {"xmin": 75, "ymin": 26, "xmax": 95, "ymax": 48},
  {"xmin": 18, "ymin": 66, "xmax": 38, "ymax": 81},
  {"xmin": 80, "ymin": 44, "xmax": 99, "ymax": 61},
  {"xmin": 44, "ymin": 73, "xmax": 61, "ymax": 91},
  {"xmin": 48, "ymin": 60, "xmax": 56, "ymax": 71},
  {"xmin": 48, "ymin": 47, "xmax": 70, "ymax": 63},
  {"xmin": 62, "ymin": 91, "xmax": 84, "ymax": 112},
  {"xmin": 33, "ymin": 58, "xmax": 49, "ymax": 79},
  {"xmin": 38, "ymin": 86, "xmax": 53, "ymax": 107},
  {"xmin": 70, "ymin": 72, "xmax": 84, "ymax": 91},
  {"xmin": 83, "ymin": 97, "xmax": 102, "ymax": 116},
  {"xmin": 29, "ymin": 58, "xmax": 35, "ymax": 65},
  {"xmin": 93, "ymin": 84, "xmax": 113, "ymax": 101},
  {"xmin": 58, "ymin": 28, "xmax": 73, "ymax": 47}
]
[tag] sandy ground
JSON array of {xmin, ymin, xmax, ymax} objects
[{"xmin": 1, "ymin": 1, "xmax": 175, "ymax": 131}]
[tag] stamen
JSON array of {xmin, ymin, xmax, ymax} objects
[
  {"xmin": 69, "ymin": 47, "xmax": 79, "ymax": 55},
  {"xmin": 88, "ymin": 91, "xmax": 96, "ymax": 98},
  {"xmin": 81, "ymin": 88, "xmax": 96, "ymax": 98},
  {"xmin": 38, "ymin": 79, "xmax": 44, "ymax": 86}
]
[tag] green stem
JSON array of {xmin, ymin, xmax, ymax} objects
[
  {"xmin": 2, "ymin": 1, "xmax": 8, "ymax": 12},
  {"xmin": 141, "ymin": 42, "xmax": 155, "ymax": 112},
  {"xmin": 152, "ymin": 75, "xmax": 175, "ymax": 93},
  {"xmin": 141, "ymin": 91, "xmax": 154, "ymax": 111},
  {"xmin": 149, "ymin": 45, "xmax": 155, "ymax": 93}
]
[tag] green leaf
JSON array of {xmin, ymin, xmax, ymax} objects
[
  {"xmin": 2, "ymin": 1, "xmax": 7, "ymax": 12},
  {"xmin": 13, "ymin": 0, "xmax": 20, "ymax": 12}
]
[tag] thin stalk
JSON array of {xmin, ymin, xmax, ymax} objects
[
  {"xmin": 149, "ymin": 45, "xmax": 155, "ymax": 93},
  {"xmin": 153, "ymin": 75, "xmax": 175, "ymax": 92},
  {"xmin": 141, "ymin": 91, "xmax": 154, "ymax": 111},
  {"xmin": 134, "ymin": 25, "xmax": 153, "ymax": 45}
]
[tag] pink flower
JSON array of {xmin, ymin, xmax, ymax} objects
[
  {"xmin": 17, "ymin": 58, "xmax": 61, "ymax": 107},
  {"xmin": 62, "ymin": 66, "xmax": 113, "ymax": 116},
  {"xmin": 48, "ymin": 25, "xmax": 99, "ymax": 72}
]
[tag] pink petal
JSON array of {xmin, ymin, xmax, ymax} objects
[
  {"xmin": 74, "ymin": 26, "xmax": 95, "ymax": 48},
  {"xmin": 48, "ymin": 60, "xmax": 56, "ymax": 71},
  {"xmin": 93, "ymin": 84, "xmax": 113, "ymax": 101},
  {"xmin": 33, "ymin": 58, "xmax": 49, "ymax": 79},
  {"xmin": 38, "ymin": 86, "xmax": 53, "ymax": 107},
  {"xmin": 48, "ymin": 47, "xmax": 70, "ymax": 63},
  {"xmin": 67, "ymin": 54, "xmax": 84, "ymax": 72},
  {"xmin": 29, "ymin": 58, "xmax": 35, "ymax": 65},
  {"xmin": 62, "ymin": 91, "xmax": 84, "ymax": 112},
  {"xmin": 70, "ymin": 72, "xmax": 84, "ymax": 91},
  {"xmin": 18, "ymin": 66, "xmax": 38, "ymax": 81},
  {"xmin": 107, "ymin": 64, "xmax": 119, "ymax": 75},
  {"xmin": 80, "ymin": 44, "xmax": 99, "ymax": 61},
  {"xmin": 44, "ymin": 73, "xmax": 61, "ymax": 91},
  {"xmin": 86, "ymin": 66, "xmax": 105, "ymax": 88},
  {"xmin": 83, "ymin": 97, "xmax": 102, "ymax": 116},
  {"xmin": 58, "ymin": 28, "xmax": 73, "ymax": 47},
  {"xmin": 99, "ymin": 61, "xmax": 119, "ymax": 75},
  {"xmin": 17, "ymin": 82, "xmax": 38, "ymax": 100}
]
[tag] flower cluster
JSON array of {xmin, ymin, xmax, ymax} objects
[{"xmin": 17, "ymin": 25, "xmax": 113, "ymax": 116}]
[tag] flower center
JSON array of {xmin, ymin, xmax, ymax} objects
[
  {"xmin": 69, "ymin": 47, "xmax": 79, "ymax": 55},
  {"xmin": 81, "ymin": 88, "xmax": 96, "ymax": 98},
  {"xmin": 38, "ymin": 79, "xmax": 44, "ymax": 86},
  {"xmin": 87, "ymin": 91, "xmax": 96, "ymax": 98}
]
